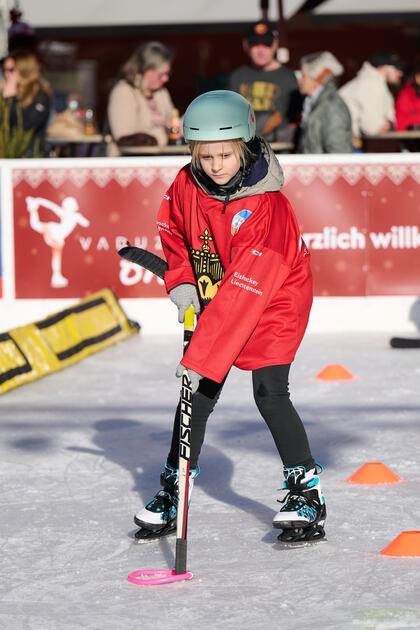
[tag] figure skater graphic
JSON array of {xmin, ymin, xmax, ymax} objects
[{"xmin": 26, "ymin": 196, "xmax": 90, "ymax": 288}]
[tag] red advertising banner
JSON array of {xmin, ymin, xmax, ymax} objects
[
  {"xmin": 12, "ymin": 165, "xmax": 178, "ymax": 299},
  {"xmin": 12, "ymin": 160, "xmax": 420, "ymax": 298},
  {"xmin": 281, "ymin": 162, "xmax": 420, "ymax": 296}
]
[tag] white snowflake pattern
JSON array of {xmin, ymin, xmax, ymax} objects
[
  {"xmin": 408, "ymin": 164, "xmax": 420, "ymax": 185},
  {"xmin": 341, "ymin": 165, "xmax": 364, "ymax": 186},
  {"xmin": 90, "ymin": 168, "xmax": 114, "ymax": 188},
  {"xmin": 134, "ymin": 167, "xmax": 158, "ymax": 187},
  {"xmin": 12, "ymin": 169, "xmax": 24, "ymax": 185},
  {"xmin": 364, "ymin": 165, "xmax": 386, "ymax": 185},
  {"xmin": 114, "ymin": 168, "xmax": 136, "ymax": 187},
  {"xmin": 318, "ymin": 166, "xmax": 341, "ymax": 186},
  {"xmin": 293, "ymin": 166, "xmax": 318, "ymax": 186},
  {"xmin": 386, "ymin": 164, "xmax": 410, "ymax": 185},
  {"xmin": 46, "ymin": 169, "xmax": 69, "ymax": 188},
  {"xmin": 158, "ymin": 167, "xmax": 182, "ymax": 187},
  {"xmin": 68, "ymin": 169, "xmax": 92, "ymax": 188}
]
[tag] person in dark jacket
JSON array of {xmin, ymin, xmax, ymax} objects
[
  {"xmin": 1, "ymin": 49, "xmax": 51, "ymax": 156},
  {"xmin": 133, "ymin": 90, "xmax": 326, "ymax": 547},
  {"xmin": 297, "ymin": 51, "xmax": 352, "ymax": 154}
]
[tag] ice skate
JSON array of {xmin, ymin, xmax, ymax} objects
[
  {"xmin": 134, "ymin": 463, "xmax": 199, "ymax": 542},
  {"xmin": 273, "ymin": 464, "xmax": 326, "ymax": 545}
]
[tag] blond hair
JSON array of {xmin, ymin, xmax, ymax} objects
[
  {"xmin": 11, "ymin": 49, "xmax": 51, "ymax": 108},
  {"xmin": 189, "ymin": 138, "xmax": 256, "ymax": 170}
]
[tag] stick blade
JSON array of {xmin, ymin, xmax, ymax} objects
[
  {"xmin": 117, "ymin": 245, "xmax": 168, "ymax": 279},
  {"xmin": 390, "ymin": 337, "xmax": 420, "ymax": 348}
]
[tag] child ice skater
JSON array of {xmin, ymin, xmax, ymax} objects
[{"xmin": 134, "ymin": 90, "xmax": 326, "ymax": 544}]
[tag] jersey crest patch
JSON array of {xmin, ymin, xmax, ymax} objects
[
  {"xmin": 191, "ymin": 228, "xmax": 224, "ymax": 306},
  {"xmin": 231, "ymin": 209, "xmax": 252, "ymax": 236}
]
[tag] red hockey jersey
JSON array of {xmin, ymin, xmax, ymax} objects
[{"xmin": 157, "ymin": 160, "xmax": 312, "ymax": 383}]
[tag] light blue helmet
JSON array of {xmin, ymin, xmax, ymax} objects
[{"xmin": 183, "ymin": 90, "xmax": 256, "ymax": 143}]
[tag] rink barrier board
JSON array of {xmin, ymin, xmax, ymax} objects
[
  {"xmin": 0, "ymin": 288, "xmax": 139, "ymax": 394},
  {"xmin": 6, "ymin": 153, "xmax": 420, "ymax": 301},
  {"xmin": 1, "ymin": 154, "xmax": 420, "ymax": 335}
]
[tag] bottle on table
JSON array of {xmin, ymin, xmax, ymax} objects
[
  {"xmin": 168, "ymin": 108, "xmax": 183, "ymax": 146},
  {"xmin": 83, "ymin": 107, "xmax": 97, "ymax": 135}
]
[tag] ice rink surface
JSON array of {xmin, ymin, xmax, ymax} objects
[{"xmin": 1, "ymin": 329, "xmax": 420, "ymax": 630}]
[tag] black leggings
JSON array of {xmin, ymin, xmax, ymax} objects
[{"xmin": 167, "ymin": 364, "xmax": 315, "ymax": 471}]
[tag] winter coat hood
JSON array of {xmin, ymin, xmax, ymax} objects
[
  {"xmin": 357, "ymin": 61, "xmax": 385, "ymax": 83},
  {"xmin": 190, "ymin": 137, "xmax": 284, "ymax": 203},
  {"xmin": 339, "ymin": 61, "xmax": 395, "ymax": 138}
]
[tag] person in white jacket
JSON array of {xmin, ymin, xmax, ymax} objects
[{"xmin": 339, "ymin": 51, "xmax": 403, "ymax": 149}]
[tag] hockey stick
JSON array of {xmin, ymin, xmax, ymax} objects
[
  {"xmin": 175, "ymin": 305, "xmax": 194, "ymax": 575},
  {"xmin": 118, "ymin": 242, "xmax": 168, "ymax": 279},
  {"xmin": 390, "ymin": 337, "xmax": 420, "ymax": 348},
  {"xmin": 123, "ymin": 243, "xmax": 196, "ymax": 583}
]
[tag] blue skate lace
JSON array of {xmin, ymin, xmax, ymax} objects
[
  {"xmin": 145, "ymin": 490, "xmax": 177, "ymax": 521},
  {"xmin": 146, "ymin": 463, "xmax": 200, "ymax": 519},
  {"xmin": 278, "ymin": 462, "xmax": 324, "ymax": 522},
  {"xmin": 279, "ymin": 493, "xmax": 318, "ymax": 522},
  {"xmin": 282, "ymin": 463, "xmax": 324, "ymax": 489}
]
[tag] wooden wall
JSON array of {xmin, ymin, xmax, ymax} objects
[{"xmin": 37, "ymin": 16, "xmax": 420, "ymax": 127}]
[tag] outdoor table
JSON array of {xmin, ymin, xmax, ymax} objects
[
  {"xmin": 46, "ymin": 134, "xmax": 110, "ymax": 157},
  {"xmin": 363, "ymin": 130, "xmax": 420, "ymax": 153},
  {"xmin": 119, "ymin": 141, "xmax": 294, "ymax": 156}
]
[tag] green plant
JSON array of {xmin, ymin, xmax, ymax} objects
[{"xmin": 0, "ymin": 96, "xmax": 39, "ymax": 158}]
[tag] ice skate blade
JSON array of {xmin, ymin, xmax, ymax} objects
[
  {"xmin": 277, "ymin": 523, "xmax": 326, "ymax": 545},
  {"xmin": 134, "ymin": 522, "xmax": 176, "ymax": 543},
  {"xmin": 278, "ymin": 537, "xmax": 328, "ymax": 548},
  {"xmin": 134, "ymin": 515, "xmax": 170, "ymax": 530},
  {"xmin": 134, "ymin": 530, "xmax": 176, "ymax": 544}
]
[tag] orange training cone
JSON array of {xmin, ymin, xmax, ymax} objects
[
  {"xmin": 346, "ymin": 462, "xmax": 402, "ymax": 485},
  {"xmin": 315, "ymin": 364, "xmax": 354, "ymax": 381},
  {"xmin": 380, "ymin": 531, "xmax": 420, "ymax": 557}
]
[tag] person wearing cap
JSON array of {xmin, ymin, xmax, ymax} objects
[
  {"xmin": 297, "ymin": 51, "xmax": 352, "ymax": 153},
  {"xmin": 228, "ymin": 21, "xmax": 300, "ymax": 145},
  {"xmin": 133, "ymin": 90, "xmax": 326, "ymax": 546},
  {"xmin": 339, "ymin": 51, "xmax": 403, "ymax": 148}
]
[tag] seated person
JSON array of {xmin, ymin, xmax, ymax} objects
[
  {"xmin": 1, "ymin": 49, "xmax": 52, "ymax": 157},
  {"xmin": 107, "ymin": 41, "xmax": 176, "ymax": 155}
]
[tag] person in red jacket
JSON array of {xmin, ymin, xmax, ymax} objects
[
  {"xmin": 395, "ymin": 58, "xmax": 420, "ymax": 131},
  {"xmin": 134, "ymin": 90, "xmax": 326, "ymax": 545},
  {"xmin": 395, "ymin": 58, "xmax": 420, "ymax": 151}
]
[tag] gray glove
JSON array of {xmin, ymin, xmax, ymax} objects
[
  {"xmin": 176, "ymin": 363, "xmax": 203, "ymax": 395},
  {"xmin": 169, "ymin": 283, "xmax": 201, "ymax": 323}
]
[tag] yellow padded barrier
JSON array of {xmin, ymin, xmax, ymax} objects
[{"xmin": 0, "ymin": 288, "xmax": 139, "ymax": 394}]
